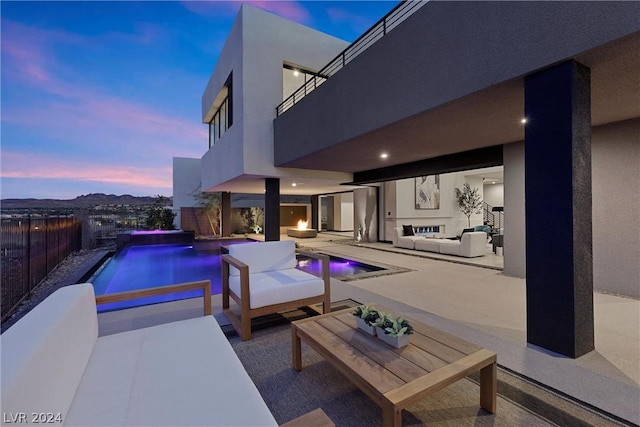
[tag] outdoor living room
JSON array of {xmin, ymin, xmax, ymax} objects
[{"xmin": 3, "ymin": 233, "xmax": 637, "ymax": 426}]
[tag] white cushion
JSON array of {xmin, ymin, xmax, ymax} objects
[
  {"xmin": 415, "ymin": 239, "xmax": 440, "ymax": 252},
  {"xmin": 66, "ymin": 316, "xmax": 277, "ymax": 427},
  {"xmin": 1, "ymin": 284, "xmax": 98, "ymax": 418},
  {"xmin": 229, "ymin": 269, "xmax": 324, "ymax": 309},
  {"xmin": 437, "ymin": 239, "xmax": 462, "ymax": 256},
  {"xmin": 459, "ymin": 232, "xmax": 488, "ymax": 257},
  {"xmin": 229, "ymin": 240, "xmax": 297, "ymax": 276}
]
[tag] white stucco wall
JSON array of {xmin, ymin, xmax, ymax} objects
[
  {"xmin": 201, "ymin": 5, "xmax": 349, "ymax": 191},
  {"xmin": 172, "ymin": 157, "xmax": 203, "ymax": 228},
  {"xmin": 592, "ymin": 119, "xmax": 640, "ymax": 297},
  {"xmin": 201, "ymin": 10, "xmax": 244, "ymax": 191},
  {"xmin": 353, "ymin": 187, "xmax": 378, "ymax": 242}
]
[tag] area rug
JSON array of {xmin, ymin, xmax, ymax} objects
[
  {"xmin": 220, "ymin": 299, "xmax": 360, "ymax": 339},
  {"xmin": 226, "ymin": 302, "xmax": 625, "ymax": 426}
]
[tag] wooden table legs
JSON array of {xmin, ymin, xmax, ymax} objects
[{"xmin": 480, "ymin": 360, "xmax": 497, "ymax": 413}]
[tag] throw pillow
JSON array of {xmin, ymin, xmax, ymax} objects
[{"xmin": 402, "ymin": 225, "xmax": 414, "ymax": 236}]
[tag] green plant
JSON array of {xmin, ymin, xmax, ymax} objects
[
  {"xmin": 353, "ymin": 305, "xmax": 382, "ymax": 326},
  {"xmin": 455, "ymin": 182, "xmax": 483, "ymax": 227},
  {"xmin": 145, "ymin": 195, "xmax": 176, "ymax": 230},
  {"xmin": 190, "ymin": 187, "xmax": 222, "ymax": 235},
  {"xmin": 376, "ymin": 315, "xmax": 414, "ymax": 337},
  {"xmin": 250, "ymin": 224, "xmax": 262, "ymax": 234}
]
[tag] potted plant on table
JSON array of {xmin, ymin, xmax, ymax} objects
[
  {"xmin": 353, "ymin": 305, "xmax": 382, "ymax": 336},
  {"xmin": 375, "ymin": 315, "xmax": 414, "ymax": 348}
]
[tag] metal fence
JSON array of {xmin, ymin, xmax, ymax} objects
[{"xmin": 1, "ymin": 216, "xmax": 81, "ymax": 319}]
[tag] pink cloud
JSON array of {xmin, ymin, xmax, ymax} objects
[
  {"xmin": 1, "ymin": 18, "xmax": 202, "ymax": 198},
  {"xmin": 181, "ymin": 0, "xmax": 311, "ymax": 24},
  {"xmin": 2, "ymin": 151, "xmax": 173, "ymax": 190}
]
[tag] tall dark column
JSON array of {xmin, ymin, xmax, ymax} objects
[
  {"xmin": 221, "ymin": 192, "xmax": 231, "ymax": 237},
  {"xmin": 524, "ymin": 60, "xmax": 594, "ymax": 358},
  {"xmin": 311, "ymin": 195, "xmax": 319, "ymax": 231},
  {"xmin": 264, "ymin": 178, "xmax": 280, "ymax": 241}
]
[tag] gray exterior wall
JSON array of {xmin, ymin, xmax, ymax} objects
[
  {"xmin": 501, "ymin": 119, "xmax": 640, "ymax": 298},
  {"xmin": 274, "ymin": 1, "xmax": 640, "ymax": 164},
  {"xmin": 592, "ymin": 119, "xmax": 640, "ymax": 297}
]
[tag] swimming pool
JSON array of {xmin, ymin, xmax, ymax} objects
[
  {"xmin": 92, "ymin": 244, "xmax": 385, "ymax": 312},
  {"xmin": 92, "ymin": 245, "xmax": 222, "ymax": 311}
]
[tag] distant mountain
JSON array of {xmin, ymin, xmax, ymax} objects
[{"xmin": 1, "ymin": 193, "xmax": 171, "ymax": 209}]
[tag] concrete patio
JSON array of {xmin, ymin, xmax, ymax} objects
[{"xmin": 98, "ymin": 231, "xmax": 639, "ymax": 425}]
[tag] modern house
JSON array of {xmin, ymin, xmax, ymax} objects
[{"xmin": 174, "ymin": 0, "xmax": 640, "ymax": 359}]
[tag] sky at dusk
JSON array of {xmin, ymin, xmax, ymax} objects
[{"xmin": 1, "ymin": 0, "xmax": 397, "ymax": 200}]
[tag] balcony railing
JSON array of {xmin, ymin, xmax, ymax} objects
[{"xmin": 276, "ymin": 0, "xmax": 428, "ymax": 116}]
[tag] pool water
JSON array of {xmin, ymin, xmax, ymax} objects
[
  {"xmin": 297, "ymin": 255, "xmax": 384, "ymax": 277},
  {"xmin": 92, "ymin": 245, "xmax": 221, "ymax": 312},
  {"xmin": 92, "ymin": 244, "xmax": 384, "ymax": 312}
]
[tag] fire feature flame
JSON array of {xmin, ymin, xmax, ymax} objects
[{"xmin": 297, "ymin": 220, "xmax": 308, "ymax": 230}]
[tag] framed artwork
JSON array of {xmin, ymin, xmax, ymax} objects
[{"xmin": 415, "ymin": 175, "xmax": 440, "ymax": 209}]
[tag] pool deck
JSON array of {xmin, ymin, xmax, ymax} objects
[{"xmin": 97, "ymin": 231, "xmax": 639, "ymax": 425}]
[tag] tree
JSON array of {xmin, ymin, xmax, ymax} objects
[
  {"xmin": 454, "ymin": 183, "xmax": 483, "ymax": 227},
  {"xmin": 145, "ymin": 195, "xmax": 176, "ymax": 230},
  {"xmin": 191, "ymin": 187, "xmax": 222, "ymax": 235}
]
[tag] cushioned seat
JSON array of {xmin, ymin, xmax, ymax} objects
[
  {"xmin": 222, "ymin": 240, "xmax": 330, "ymax": 340},
  {"xmin": 439, "ymin": 232, "xmax": 487, "ymax": 257},
  {"xmin": 229, "ymin": 269, "xmax": 324, "ymax": 309},
  {"xmin": 414, "ymin": 238, "xmax": 441, "ymax": 252},
  {"xmin": 393, "ymin": 227, "xmax": 424, "ymax": 249}
]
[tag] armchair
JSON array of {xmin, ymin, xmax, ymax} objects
[{"xmin": 221, "ymin": 240, "xmax": 330, "ymax": 341}]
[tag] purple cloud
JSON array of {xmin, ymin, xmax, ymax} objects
[{"xmin": 181, "ymin": 0, "xmax": 311, "ymax": 24}]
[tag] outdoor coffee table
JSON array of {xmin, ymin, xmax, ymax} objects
[{"xmin": 291, "ymin": 306, "xmax": 497, "ymax": 427}]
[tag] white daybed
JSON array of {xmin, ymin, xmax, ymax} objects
[{"xmin": 1, "ymin": 281, "xmax": 281, "ymax": 426}]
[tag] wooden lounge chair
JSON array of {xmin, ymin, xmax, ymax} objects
[{"xmin": 221, "ymin": 240, "xmax": 330, "ymax": 340}]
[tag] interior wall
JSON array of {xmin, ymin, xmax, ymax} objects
[
  {"xmin": 592, "ymin": 119, "xmax": 640, "ymax": 297},
  {"xmin": 383, "ymin": 181, "xmax": 397, "ymax": 241},
  {"xmin": 390, "ymin": 171, "xmax": 485, "ymax": 237},
  {"xmin": 332, "ymin": 193, "xmax": 354, "ymax": 231},
  {"xmin": 483, "ymin": 183, "xmax": 504, "ymax": 207},
  {"xmin": 503, "ymin": 141, "xmax": 526, "ymax": 278}
]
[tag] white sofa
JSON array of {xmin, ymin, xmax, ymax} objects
[
  {"xmin": 222, "ymin": 240, "xmax": 330, "ymax": 341},
  {"xmin": 1, "ymin": 282, "xmax": 279, "ymax": 427},
  {"xmin": 415, "ymin": 231, "xmax": 487, "ymax": 258},
  {"xmin": 392, "ymin": 227, "xmax": 427, "ymax": 249}
]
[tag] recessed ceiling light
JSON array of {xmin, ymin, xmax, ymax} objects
[
  {"xmin": 521, "ymin": 118, "xmax": 527, "ymax": 124},
  {"xmin": 380, "ymin": 153, "xmax": 388, "ymax": 159},
  {"xmin": 293, "ymin": 70, "xmax": 300, "ymax": 77},
  {"xmin": 492, "ymin": 181, "xmax": 496, "ymax": 184},
  {"xmin": 291, "ymin": 182, "xmax": 297, "ymax": 187}
]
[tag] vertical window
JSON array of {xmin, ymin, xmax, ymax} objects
[{"xmin": 208, "ymin": 73, "xmax": 233, "ymax": 148}]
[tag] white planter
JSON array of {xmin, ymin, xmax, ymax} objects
[
  {"xmin": 377, "ymin": 331, "xmax": 411, "ymax": 348},
  {"xmin": 355, "ymin": 317, "xmax": 376, "ymax": 336}
]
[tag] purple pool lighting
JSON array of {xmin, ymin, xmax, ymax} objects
[
  {"xmin": 297, "ymin": 255, "xmax": 384, "ymax": 277},
  {"xmin": 92, "ymin": 244, "xmax": 221, "ymax": 312},
  {"xmin": 92, "ymin": 244, "xmax": 384, "ymax": 312}
]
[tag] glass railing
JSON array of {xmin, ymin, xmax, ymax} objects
[{"xmin": 276, "ymin": 0, "xmax": 428, "ymax": 116}]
